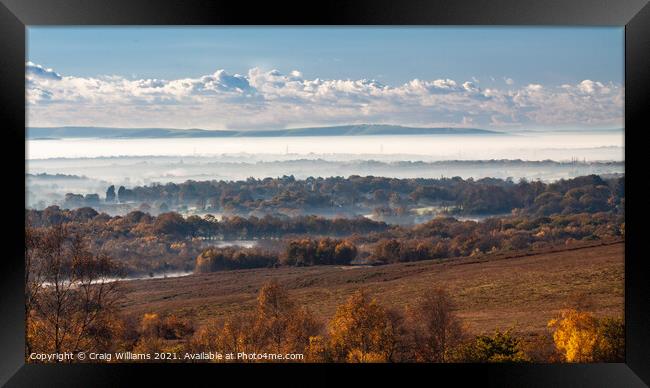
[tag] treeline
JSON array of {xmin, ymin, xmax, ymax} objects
[
  {"xmin": 195, "ymin": 247, "xmax": 277, "ymax": 272},
  {"xmin": 26, "ymin": 205, "xmax": 624, "ymax": 275},
  {"xmin": 25, "ymin": 210, "xmax": 388, "ymax": 275},
  {"xmin": 195, "ymin": 238, "xmax": 358, "ymax": 272},
  {"xmin": 192, "ymin": 212, "xmax": 623, "ymax": 272},
  {"xmin": 61, "ymin": 174, "xmax": 624, "ymax": 218},
  {"xmin": 283, "ymin": 238, "xmax": 357, "ymax": 266},
  {"xmin": 26, "ymin": 207, "xmax": 388, "ymax": 238},
  {"xmin": 364, "ymin": 211, "xmax": 624, "ymax": 264}
]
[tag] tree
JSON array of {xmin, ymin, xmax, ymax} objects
[
  {"xmin": 138, "ymin": 312, "xmax": 193, "ymax": 340},
  {"xmin": 189, "ymin": 319, "xmax": 222, "ymax": 359},
  {"xmin": 25, "ymin": 225, "xmax": 123, "ymax": 360},
  {"xmin": 106, "ymin": 185, "xmax": 116, "ymax": 202},
  {"xmin": 285, "ymin": 306, "xmax": 323, "ymax": 356},
  {"xmin": 594, "ymin": 317, "xmax": 625, "ymax": 362},
  {"xmin": 372, "ymin": 239, "xmax": 401, "ymax": 264},
  {"xmin": 327, "ymin": 290, "xmax": 398, "ymax": 362},
  {"xmin": 189, "ymin": 281, "xmax": 321, "ymax": 362},
  {"xmin": 117, "ymin": 186, "xmax": 126, "ymax": 202},
  {"xmin": 64, "ymin": 193, "xmax": 84, "ymax": 208},
  {"xmin": 408, "ymin": 288, "xmax": 465, "ymax": 362},
  {"xmin": 334, "ymin": 240, "xmax": 357, "ymax": 264},
  {"xmin": 256, "ymin": 281, "xmax": 295, "ymax": 353},
  {"xmin": 195, "ymin": 247, "xmax": 277, "ymax": 272},
  {"xmin": 218, "ymin": 312, "xmax": 261, "ymax": 359},
  {"xmin": 282, "ymin": 238, "xmax": 356, "ymax": 266},
  {"xmin": 305, "ymin": 335, "xmax": 329, "ymax": 362},
  {"xmin": 152, "ymin": 212, "xmax": 188, "ymax": 237},
  {"xmin": 458, "ymin": 329, "xmax": 529, "ymax": 362},
  {"xmin": 254, "ymin": 281, "xmax": 321, "ymax": 356},
  {"xmin": 117, "ymin": 186, "xmax": 135, "ymax": 202},
  {"xmin": 548, "ymin": 309, "xmax": 599, "ymax": 362},
  {"xmin": 25, "ymin": 227, "xmax": 44, "ymax": 355},
  {"xmin": 548, "ymin": 309, "xmax": 624, "ymax": 362}
]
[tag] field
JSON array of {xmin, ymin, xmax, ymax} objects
[{"xmin": 119, "ymin": 239, "xmax": 624, "ymax": 339}]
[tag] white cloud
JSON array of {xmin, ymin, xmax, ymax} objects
[
  {"xmin": 26, "ymin": 61, "xmax": 62, "ymax": 80},
  {"xmin": 26, "ymin": 63, "xmax": 624, "ymax": 130},
  {"xmin": 577, "ymin": 79, "xmax": 610, "ymax": 94},
  {"xmin": 525, "ymin": 84, "xmax": 543, "ymax": 92}
]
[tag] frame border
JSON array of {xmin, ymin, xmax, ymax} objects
[{"xmin": 1, "ymin": 0, "xmax": 649, "ymax": 386}]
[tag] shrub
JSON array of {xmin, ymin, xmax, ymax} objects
[{"xmin": 457, "ymin": 329, "xmax": 530, "ymax": 362}]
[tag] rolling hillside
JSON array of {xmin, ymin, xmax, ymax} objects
[{"xmin": 119, "ymin": 240, "xmax": 624, "ymax": 337}]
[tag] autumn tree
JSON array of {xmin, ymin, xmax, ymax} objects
[
  {"xmin": 283, "ymin": 238, "xmax": 357, "ymax": 266},
  {"xmin": 195, "ymin": 247, "xmax": 278, "ymax": 273},
  {"xmin": 130, "ymin": 312, "xmax": 194, "ymax": 360},
  {"xmin": 285, "ymin": 306, "xmax": 323, "ymax": 357},
  {"xmin": 188, "ymin": 310, "xmax": 259, "ymax": 361},
  {"xmin": 26, "ymin": 225, "xmax": 123, "ymax": 360},
  {"xmin": 256, "ymin": 281, "xmax": 296, "ymax": 353},
  {"xmin": 327, "ymin": 290, "xmax": 400, "ymax": 363},
  {"xmin": 305, "ymin": 335, "xmax": 329, "ymax": 362},
  {"xmin": 189, "ymin": 280, "xmax": 321, "ymax": 362},
  {"xmin": 594, "ymin": 317, "xmax": 625, "ymax": 362},
  {"xmin": 548, "ymin": 309, "xmax": 599, "ymax": 362},
  {"xmin": 382, "ymin": 308, "xmax": 410, "ymax": 362},
  {"xmin": 548, "ymin": 309, "xmax": 624, "ymax": 362},
  {"xmin": 371, "ymin": 239, "xmax": 401, "ymax": 264},
  {"xmin": 138, "ymin": 312, "xmax": 193, "ymax": 340},
  {"xmin": 152, "ymin": 212, "xmax": 189, "ymax": 237},
  {"xmin": 253, "ymin": 281, "xmax": 322, "ymax": 356},
  {"xmin": 408, "ymin": 288, "xmax": 465, "ymax": 362},
  {"xmin": 189, "ymin": 319, "xmax": 223, "ymax": 358}
]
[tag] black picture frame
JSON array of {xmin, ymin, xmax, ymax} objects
[{"xmin": 1, "ymin": 0, "xmax": 649, "ymax": 386}]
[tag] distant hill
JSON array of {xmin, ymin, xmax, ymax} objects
[{"xmin": 27, "ymin": 124, "xmax": 504, "ymax": 139}]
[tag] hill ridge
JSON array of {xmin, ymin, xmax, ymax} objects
[{"xmin": 27, "ymin": 124, "xmax": 504, "ymax": 139}]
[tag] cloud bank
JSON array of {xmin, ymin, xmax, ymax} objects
[{"xmin": 26, "ymin": 63, "xmax": 623, "ymax": 130}]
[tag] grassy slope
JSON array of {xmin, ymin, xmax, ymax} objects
[{"xmin": 119, "ymin": 240, "xmax": 624, "ymax": 337}]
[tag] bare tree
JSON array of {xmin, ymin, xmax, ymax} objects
[
  {"xmin": 409, "ymin": 288, "xmax": 465, "ymax": 362},
  {"xmin": 25, "ymin": 224, "xmax": 123, "ymax": 360}
]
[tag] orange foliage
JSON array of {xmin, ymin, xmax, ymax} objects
[{"xmin": 548, "ymin": 309, "xmax": 624, "ymax": 362}]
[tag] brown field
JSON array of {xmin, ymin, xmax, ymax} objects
[{"xmin": 119, "ymin": 240, "xmax": 624, "ymax": 339}]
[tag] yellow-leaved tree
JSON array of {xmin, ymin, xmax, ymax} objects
[
  {"xmin": 548, "ymin": 309, "xmax": 624, "ymax": 362},
  {"xmin": 327, "ymin": 290, "xmax": 401, "ymax": 363},
  {"xmin": 189, "ymin": 280, "xmax": 321, "ymax": 362}
]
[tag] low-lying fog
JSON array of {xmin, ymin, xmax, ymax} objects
[
  {"xmin": 28, "ymin": 132, "xmax": 623, "ymax": 160},
  {"xmin": 26, "ymin": 132, "xmax": 624, "ymax": 209}
]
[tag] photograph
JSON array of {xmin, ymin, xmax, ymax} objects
[{"xmin": 24, "ymin": 26, "xmax": 626, "ymax": 364}]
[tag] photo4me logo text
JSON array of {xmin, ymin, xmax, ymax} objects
[{"xmin": 28, "ymin": 352, "xmax": 304, "ymax": 362}]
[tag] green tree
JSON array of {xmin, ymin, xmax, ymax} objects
[{"xmin": 458, "ymin": 329, "xmax": 530, "ymax": 362}]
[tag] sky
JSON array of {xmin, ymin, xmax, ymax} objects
[{"xmin": 26, "ymin": 27, "xmax": 624, "ymax": 131}]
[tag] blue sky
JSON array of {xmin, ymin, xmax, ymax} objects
[
  {"xmin": 28, "ymin": 27, "xmax": 623, "ymax": 86},
  {"xmin": 26, "ymin": 27, "xmax": 624, "ymax": 130}
]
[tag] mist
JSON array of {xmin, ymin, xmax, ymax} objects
[{"xmin": 26, "ymin": 131, "xmax": 624, "ymax": 212}]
